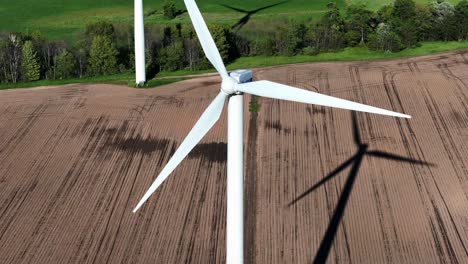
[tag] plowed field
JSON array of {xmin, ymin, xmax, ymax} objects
[{"xmin": 1, "ymin": 51, "xmax": 468, "ymax": 263}]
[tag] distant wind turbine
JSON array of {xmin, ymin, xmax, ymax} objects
[
  {"xmin": 132, "ymin": 1, "xmax": 411, "ymax": 263},
  {"xmin": 134, "ymin": 0, "xmax": 146, "ymax": 85}
]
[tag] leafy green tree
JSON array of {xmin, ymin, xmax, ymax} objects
[
  {"xmin": 210, "ymin": 24, "xmax": 232, "ymax": 62},
  {"xmin": 414, "ymin": 6, "xmax": 433, "ymax": 41},
  {"xmin": 393, "ymin": 0, "xmax": 417, "ymax": 20},
  {"xmin": 391, "ymin": 18, "xmax": 418, "ymax": 47},
  {"xmin": 377, "ymin": 5, "xmax": 394, "ymax": 23},
  {"xmin": 55, "ymin": 49, "xmax": 77, "ymax": 79},
  {"xmin": 345, "ymin": 4, "xmax": 374, "ymax": 46},
  {"xmin": 275, "ymin": 20, "xmax": 305, "ymax": 55},
  {"xmin": 84, "ymin": 21, "xmax": 115, "ymax": 41},
  {"xmin": 291, "ymin": 21, "xmax": 307, "ymax": 53},
  {"xmin": 429, "ymin": 0, "xmax": 456, "ymax": 40},
  {"xmin": 250, "ymin": 33, "xmax": 275, "ymax": 56},
  {"xmin": 431, "ymin": 0, "xmax": 455, "ymax": 20},
  {"xmin": 88, "ymin": 36, "xmax": 119, "ymax": 76},
  {"xmin": 22, "ymin": 40, "xmax": 41, "ymax": 81},
  {"xmin": 28, "ymin": 31, "xmax": 47, "ymax": 78},
  {"xmin": 369, "ymin": 23, "xmax": 403, "ymax": 52},
  {"xmin": 312, "ymin": 3, "xmax": 346, "ymax": 51},
  {"xmin": 455, "ymin": 0, "xmax": 468, "ymax": 40},
  {"xmin": 390, "ymin": 0, "xmax": 418, "ymax": 47},
  {"xmin": 81, "ymin": 20, "xmax": 116, "ymax": 60},
  {"xmin": 159, "ymin": 41, "xmax": 184, "ymax": 71},
  {"xmin": 163, "ymin": 0, "xmax": 178, "ymax": 19}
]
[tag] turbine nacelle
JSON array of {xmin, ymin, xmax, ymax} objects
[
  {"xmin": 222, "ymin": 69, "xmax": 254, "ymax": 94},
  {"xmin": 221, "ymin": 77, "xmax": 240, "ymax": 95}
]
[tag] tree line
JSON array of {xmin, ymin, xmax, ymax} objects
[{"xmin": 1, "ymin": 0, "xmax": 468, "ymax": 84}]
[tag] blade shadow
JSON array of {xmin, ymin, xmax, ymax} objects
[
  {"xmin": 352, "ymin": 112, "xmax": 361, "ymax": 146},
  {"xmin": 288, "ymin": 112, "xmax": 435, "ymax": 264},
  {"xmin": 368, "ymin": 151, "xmax": 435, "ymax": 166},
  {"xmin": 312, "ymin": 147, "xmax": 366, "ymax": 264},
  {"xmin": 221, "ymin": 1, "xmax": 288, "ymax": 31},
  {"xmin": 288, "ymin": 154, "xmax": 357, "ymax": 207}
]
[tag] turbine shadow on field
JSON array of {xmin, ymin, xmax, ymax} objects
[
  {"xmin": 189, "ymin": 142, "xmax": 227, "ymax": 163},
  {"xmin": 220, "ymin": 1, "xmax": 288, "ymax": 31},
  {"xmin": 288, "ymin": 112, "xmax": 434, "ymax": 264},
  {"xmin": 110, "ymin": 135, "xmax": 172, "ymax": 155}
]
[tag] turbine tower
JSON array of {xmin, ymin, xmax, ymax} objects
[
  {"xmin": 134, "ymin": 0, "xmax": 146, "ymax": 85},
  {"xmin": 133, "ymin": 1, "xmax": 411, "ymax": 263}
]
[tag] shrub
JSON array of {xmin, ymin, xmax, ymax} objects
[{"xmin": 249, "ymin": 96, "xmax": 261, "ymax": 113}]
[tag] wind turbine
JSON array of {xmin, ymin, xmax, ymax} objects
[
  {"xmin": 134, "ymin": 0, "xmax": 146, "ymax": 85},
  {"xmin": 132, "ymin": 0, "xmax": 411, "ymax": 263}
]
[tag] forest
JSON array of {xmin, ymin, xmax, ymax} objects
[{"xmin": 1, "ymin": 0, "xmax": 468, "ymax": 85}]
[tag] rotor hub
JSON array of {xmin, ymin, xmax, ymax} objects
[{"xmin": 221, "ymin": 77, "xmax": 239, "ymax": 95}]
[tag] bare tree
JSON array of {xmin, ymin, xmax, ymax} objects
[
  {"xmin": 8, "ymin": 34, "xmax": 22, "ymax": 83},
  {"xmin": 0, "ymin": 36, "xmax": 8, "ymax": 82},
  {"xmin": 184, "ymin": 38, "xmax": 199, "ymax": 70}
]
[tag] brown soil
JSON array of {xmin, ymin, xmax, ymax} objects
[{"xmin": 1, "ymin": 51, "xmax": 468, "ymax": 263}]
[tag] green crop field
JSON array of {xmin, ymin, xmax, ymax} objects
[
  {"xmin": 0, "ymin": 0, "xmax": 461, "ymax": 40},
  {"xmin": 0, "ymin": 0, "xmax": 342, "ymax": 40}
]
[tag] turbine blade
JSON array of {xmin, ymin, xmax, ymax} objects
[
  {"xmin": 133, "ymin": 92, "xmax": 227, "ymax": 212},
  {"xmin": 367, "ymin": 151, "xmax": 434, "ymax": 166},
  {"xmin": 184, "ymin": 0, "xmax": 229, "ymax": 78},
  {"xmin": 237, "ymin": 81, "xmax": 411, "ymax": 118}
]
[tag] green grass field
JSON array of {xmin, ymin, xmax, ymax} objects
[
  {"xmin": 0, "ymin": 0, "xmax": 341, "ymax": 40},
  {"xmin": 0, "ymin": 72, "xmax": 187, "ymax": 90},
  {"xmin": 229, "ymin": 41, "xmax": 468, "ymax": 69},
  {"xmin": 1, "ymin": 0, "xmax": 461, "ymax": 40}
]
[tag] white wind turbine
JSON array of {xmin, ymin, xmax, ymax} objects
[
  {"xmin": 133, "ymin": 0, "xmax": 411, "ymax": 263},
  {"xmin": 134, "ymin": 0, "xmax": 146, "ymax": 85}
]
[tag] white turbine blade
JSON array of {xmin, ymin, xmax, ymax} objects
[
  {"xmin": 237, "ymin": 81, "xmax": 411, "ymax": 118},
  {"xmin": 184, "ymin": 0, "xmax": 229, "ymax": 78},
  {"xmin": 133, "ymin": 92, "xmax": 227, "ymax": 212}
]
